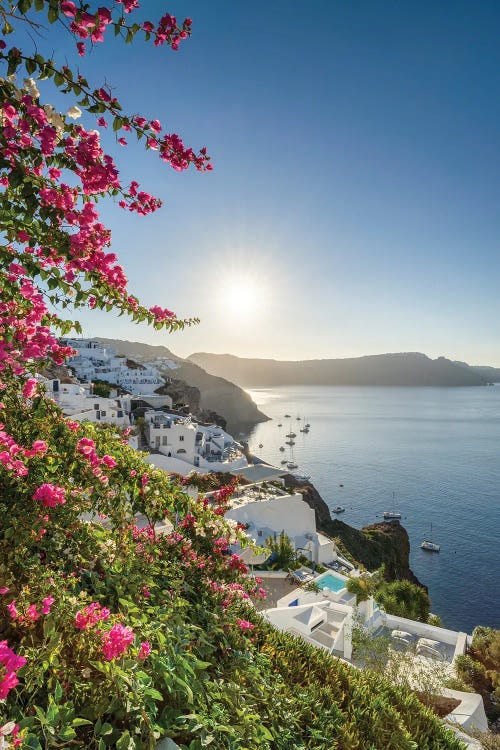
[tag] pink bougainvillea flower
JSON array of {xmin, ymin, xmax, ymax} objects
[
  {"xmin": 101, "ymin": 623, "xmax": 134, "ymax": 661},
  {"xmin": 26, "ymin": 604, "xmax": 40, "ymax": 622},
  {"xmin": 22, "ymin": 379, "xmax": 38, "ymax": 399},
  {"xmin": 0, "ymin": 641, "xmax": 26, "ymax": 700},
  {"xmin": 33, "ymin": 483, "xmax": 66, "ymax": 508},
  {"xmin": 236, "ymin": 619, "xmax": 255, "ymax": 631},
  {"xmin": 41, "ymin": 596, "xmax": 54, "ymax": 615},
  {"xmin": 138, "ymin": 641, "xmax": 151, "ymax": 660}
]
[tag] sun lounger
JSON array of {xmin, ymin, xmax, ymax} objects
[
  {"xmin": 289, "ymin": 568, "xmax": 314, "ymax": 584},
  {"xmin": 391, "ymin": 629, "xmax": 413, "ymax": 646},
  {"xmin": 416, "ymin": 638, "xmax": 444, "ymax": 657}
]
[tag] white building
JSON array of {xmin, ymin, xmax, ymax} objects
[
  {"xmin": 39, "ymin": 377, "xmax": 129, "ymax": 427},
  {"xmin": 61, "ymin": 338, "xmax": 166, "ymax": 396},
  {"xmin": 143, "ymin": 410, "xmax": 248, "ymax": 473},
  {"xmin": 225, "ymin": 483, "xmax": 336, "ymax": 565}
]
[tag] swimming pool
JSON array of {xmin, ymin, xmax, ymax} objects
[{"xmin": 316, "ymin": 572, "xmax": 347, "ymax": 593}]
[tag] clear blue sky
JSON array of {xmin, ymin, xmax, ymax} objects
[{"xmin": 31, "ymin": 1, "xmax": 500, "ymax": 363}]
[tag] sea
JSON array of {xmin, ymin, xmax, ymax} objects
[{"xmin": 245, "ymin": 385, "xmax": 500, "ymax": 633}]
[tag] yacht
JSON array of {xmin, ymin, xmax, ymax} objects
[
  {"xmin": 383, "ymin": 491, "xmax": 402, "ymax": 520},
  {"xmin": 332, "ymin": 506, "xmax": 345, "ymax": 514},
  {"xmin": 285, "ymin": 440, "xmax": 295, "ymax": 446},
  {"xmin": 299, "ymin": 417, "xmax": 309, "ymax": 433},
  {"xmin": 285, "ymin": 432, "xmax": 296, "ymax": 438},
  {"xmin": 279, "ymin": 446, "xmax": 285, "ymax": 452},
  {"xmin": 277, "ymin": 423, "xmax": 282, "ymax": 427},
  {"xmin": 287, "ymin": 461, "xmax": 298, "ymax": 470},
  {"xmin": 284, "ymin": 414, "xmax": 291, "ymax": 418},
  {"xmin": 421, "ymin": 524, "xmax": 440, "ymax": 552},
  {"xmin": 258, "ymin": 443, "xmax": 263, "ymax": 449},
  {"xmin": 293, "ymin": 472, "xmax": 311, "ymax": 482},
  {"xmin": 421, "ymin": 540, "xmax": 441, "ymax": 552}
]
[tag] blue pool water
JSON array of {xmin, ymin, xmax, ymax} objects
[
  {"xmin": 316, "ymin": 572, "xmax": 347, "ymax": 593},
  {"xmin": 246, "ymin": 385, "xmax": 500, "ymax": 632}
]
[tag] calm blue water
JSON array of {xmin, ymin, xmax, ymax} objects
[{"xmin": 246, "ymin": 386, "xmax": 500, "ymax": 633}]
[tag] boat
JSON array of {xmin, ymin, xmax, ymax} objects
[
  {"xmin": 296, "ymin": 416, "xmax": 301, "ymax": 421},
  {"xmin": 383, "ymin": 491, "xmax": 402, "ymax": 520},
  {"xmin": 299, "ymin": 417, "xmax": 309, "ymax": 433},
  {"xmin": 279, "ymin": 446, "xmax": 285, "ymax": 452},
  {"xmin": 277, "ymin": 423, "xmax": 282, "ymax": 427},
  {"xmin": 258, "ymin": 443, "xmax": 263, "ymax": 449},
  {"xmin": 305, "ymin": 423, "xmax": 310, "ymax": 428},
  {"xmin": 332, "ymin": 506, "xmax": 345, "ymax": 514},
  {"xmin": 280, "ymin": 459, "xmax": 288, "ymax": 465},
  {"xmin": 287, "ymin": 445, "xmax": 298, "ymax": 471},
  {"xmin": 285, "ymin": 440, "xmax": 295, "ymax": 446},
  {"xmin": 284, "ymin": 414, "xmax": 291, "ymax": 418},
  {"xmin": 285, "ymin": 432, "xmax": 296, "ymax": 438},
  {"xmin": 421, "ymin": 523, "xmax": 440, "ymax": 552}
]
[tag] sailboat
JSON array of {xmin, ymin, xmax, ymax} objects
[
  {"xmin": 299, "ymin": 417, "xmax": 309, "ymax": 434},
  {"xmin": 383, "ymin": 491, "xmax": 401, "ymax": 520},
  {"xmin": 279, "ymin": 446, "xmax": 285, "ymax": 452},
  {"xmin": 287, "ymin": 445, "xmax": 298, "ymax": 470},
  {"xmin": 421, "ymin": 523, "xmax": 440, "ymax": 552}
]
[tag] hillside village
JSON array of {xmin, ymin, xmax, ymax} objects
[{"xmin": 33, "ymin": 338, "xmax": 492, "ymax": 748}]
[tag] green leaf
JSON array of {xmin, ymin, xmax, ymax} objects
[
  {"xmin": 116, "ymin": 730, "xmax": 134, "ymax": 750},
  {"xmin": 54, "ymin": 681, "xmax": 62, "ymax": 702},
  {"xmin": 17, "ymin": 0, "xmax": 33, "ymax": 13},
  {"xmin": 25, "ymin": 57, "xmax": 37, "ymax": 74}
]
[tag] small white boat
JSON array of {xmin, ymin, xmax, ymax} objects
[
  {"xmin": 421, "ymin": 523, "xmax": 440, "ymax": 552},
  {"xmin": 421, "ymin": 540, "xmax": 440, "ymax": 552},
  {"xmin": 285, "ymin": 440, "xmax": 295, "ymax": 446},
  {"xmin": 293, "ymin": 473, "xmax": 311, "ymax": 482},
  {"xmin": 287, "ymin": 462, "xmax": 298, "ymax": 470},
  {"xmin": 332, "ymin": 506, "xmax": 345, "ymax": 514},
  {"xmin": 299, "ymin": 417, "xmax": 309, "ymax": 433},
  {"xmin": 284, "ymin": 414, "xmax": 291, "ymax": 418},
  {"xmin": 296, "ymin": 416, "xmax": 301, "ymax": 420},
  {"xmin": 285, "ymin": 432, "xmax": 296, "ymax": 438}
]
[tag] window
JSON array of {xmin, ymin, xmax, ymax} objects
[
  {"xmin": 177, "ymin": 449, "xmax": 186, "ymax": 454},
  {"xmin": 100, "ymin": 411, "xmax": 106, "ymax": 417},
  {"xmin": 94, "ymin": 403, "xmax": 99, "ymax": 410},
  {"xmin": 117, "ymin": 410, "xmax": 123, "ymax": 418},
  {"xmin": 179, "ymin": 435, "xmax": 184, "ymax": 442},
  {"xmin": 162, "ymin": 436, "xmax": 168, "ymax": 445}
]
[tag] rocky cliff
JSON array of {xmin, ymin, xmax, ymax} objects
[{"xmin": 284, "ymin": 475, "xmax": 425, "ymax": 588}]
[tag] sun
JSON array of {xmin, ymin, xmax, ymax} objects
[{"xmin": 222, "ymin": 275, "xmax": 263, "ymax": 320}]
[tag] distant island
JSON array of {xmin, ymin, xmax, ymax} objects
[{"xmin": 188, "ymin": 352, "xmax": 495, "ymax": 388}]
